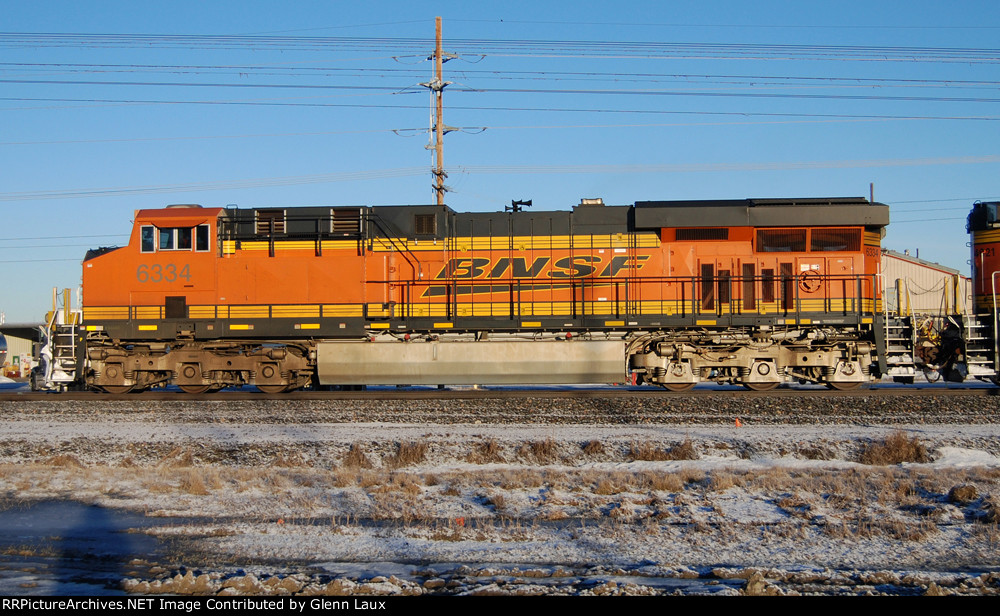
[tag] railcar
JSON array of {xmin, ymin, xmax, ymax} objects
[{"xmin": 71, "ymin": 197, "xmax": 893, "ymax": 393}]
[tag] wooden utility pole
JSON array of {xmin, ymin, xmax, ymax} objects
[
  {"xmin": 422, "ymin": 16, "xmax": 451, "ymax": 206},
  {"xmin": 434, "ymin": 17, "xmax": 445, "ymax": 206}
]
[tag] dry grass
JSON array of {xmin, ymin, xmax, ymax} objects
[
  {"xmin": 707, "ymin": 470, "xmax": 742, "ymax": 492},
  {"xmin": 858, "ymin": 431, "xmax": 930, "ymax": 465},
  {"xmin": 386, "ymin": 441, "xmax": 428, "ymax": 469},
  {"xmin": 483, "ymin": 492, "xmax": 507, "ymax": 512},
  {"xmin": 342, "ymin": 443, "xmax": 374, "ymax": 469},
  {"xmin": 44, "ymin": 454, "xmax": 85, "ymax": 469},
  {"xmin": 630, "ymin": 438, "xmax": 699, "ymax": 461},
  {"xmin": 594, "ymin": 479, "xmax": 625, "ymax": 495},
  {"xmin": 643, "ymin": 472, "xmax": 685, "ymax": 492},
  {"xmin": 823, "ymin": 515, "xmax": 939, "ymax": 542},
  {"xmin": 518, "ymin": 439, "xmax": 559, "ymax": 464},
  {"xmin": 582, "ymin": 440, "xmax": 605, "ymax": 456},
  {"xmin": 179, "ymin": 469, "xmax": 209, "ymax": 495},
  {"xmin": 467, "ymin": 439, "xmax": 505, "ymax": 464},
  {"xmin": 158, "ymin": 446, "xmax": 196, "ymax": 468}
]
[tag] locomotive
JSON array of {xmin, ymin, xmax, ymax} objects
[{"xmin": 28, "ymin": 196, "xmax": 998, "ymax": 392}]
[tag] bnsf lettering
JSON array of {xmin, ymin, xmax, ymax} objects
[
  {"xmin": 489, "ymin": 257, "xmax": 550, "ymax": 278},
  {"xmin": 436, "ymin": 258, "xmax": 491, "ymax": 279},
  {"xmin": 548, "ymin": 256, "xmax": 599, "ymax": 278},
  {"xmin": 598, "ymin": 255, "xmax": 651, "ymax": 277},
  {"xmin": 434, "ymin": 255, "xmax": 650, "ymax": 280}
]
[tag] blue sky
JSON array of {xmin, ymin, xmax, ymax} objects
[{"xmin": 1, "ymin": 0, "xmax": 998, "ymax": 321}]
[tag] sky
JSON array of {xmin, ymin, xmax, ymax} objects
[{"xmin": 0, "ymin": 0, "xmax": 998, "ymax": 322}]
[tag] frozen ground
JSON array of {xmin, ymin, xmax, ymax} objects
[{"xmin": 0, "ymin": 395, "xmax": 998, "ymax": 596}]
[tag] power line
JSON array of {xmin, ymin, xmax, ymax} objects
[
  {"xmin": 1, "ymin": 32, "xmax": 997, "ymax": 63},
  {"xmin": 6, "ymin": 62, "xmax": 999, "ymax": 90},
  {"xmin": 0, "ymin": 234, "xmax": 125, "ymax": 241},
  {"xmin": 4, "ymin": 96, "xmax": 998, "ymax": 123},
  {"xmin": 1, "ymin": 156, "xmax": 996, "ymax": 202},
  {"xmin": 6, "ymin": 77, "xmax": 1000, "ymax": 105}
]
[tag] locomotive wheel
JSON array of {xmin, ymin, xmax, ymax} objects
[
  {"xmin": 826, "ymin": 381, "xmax": 863, "ymax": 391},
  {"xmin": 743, "ymin": 382, "xmax": 779, "ymax": 391},
  {"xmin": 179, "ymin": 384, "xmax": 212, "ymax": 394},
  {"xmin": 101, "ymin": 385, "xmax": 134, "ymax": 394},
  {"xmin": 662, "ymin": 382, "xmax": 696, "ymax": 392},
  {"xmin": 257, "ymin": 384, "xmax": 290, "ymax": 394}
]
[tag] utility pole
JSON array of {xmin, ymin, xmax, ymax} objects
[{"xmin": 422, "ymin": 17, "xmax": 453, "ymax": 206}]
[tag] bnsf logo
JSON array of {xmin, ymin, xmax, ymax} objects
[{"xmin": 434, "ymin": 255, "xmax": 651, "ymax": 280}]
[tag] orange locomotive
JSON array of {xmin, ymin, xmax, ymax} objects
[{"xmin": 79, "ymin": 197, "xmax": 890, "ymax": 393}]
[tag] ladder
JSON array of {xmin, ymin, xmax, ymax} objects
[
  {"xmin": 33, "ymin": 288, "xmax": 81, "ymax": 392},
  {"xmin": 884, "ymin": 315, "xmax": 917, "ymax": 383}
]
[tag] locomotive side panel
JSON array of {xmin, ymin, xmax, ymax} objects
[{"xmin": 77, "ymin": 197, "xmax": 892, "ymax": 393}]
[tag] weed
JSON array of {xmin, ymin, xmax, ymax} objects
[
  {"xmin": 484, "ymin": 492, "xmax": 507, "ymax": 512},
  {"xmin": 707, "ymin": 470, "xmax": 740, "ymax": 492},
  {"xmin": 179, "ymin": 469, "xmax": 209, "ymax": 495},
  {"xmin": 594, "ymin": 479, "xmax": 623, "ymax": 495},
  {"xmin": 44, "ymin": 454, "xmax": 85, "ymax": 469},
  {"xmin": 630, "ymin": 438, "xmax": 699, "ymax": 461},
  {"xmin": 342, "ymin": 443, "xmax": 374, "ymax": 469},
  {"xmin": 467, "ymin": 439, "xmax": 505, "ymax": 464},
  {"xmin": 582, "ymin": 440, "xmax": 605, "ymax": 456},
  {"xmin": 519, "ymin": 438, "xmax": 559, "ymax": 464},
  {"xmin": 158, "ymin": 446, "xmax": 195, "ymax": 468},
  {"xmin": 387, "ymin": 441, "xmax": 428, "ymax": 469},
  {"xmin": 643, "ymin": 472, "xmax": 685, "ymax": 492},
  {"xmin": 858, "ymin": 431, "xmax": 929, "ymax": 465}
]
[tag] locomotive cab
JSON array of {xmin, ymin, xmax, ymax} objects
[{"xmin": 968, "ymin": 201, "xmax": 1000, "ymax": 312}]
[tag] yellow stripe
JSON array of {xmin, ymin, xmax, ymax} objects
[
  {"xmin": 605, "ymin": 320, "xmax": 625, "ymax": 327},
  {"xmin": 973, "ymin": 230, "xmax": 1000, "ymax": 242},
  {"xmin": 368, "ymin": 323, "xmax": 390, "ymax": 329},
  {"xmin": 229, "ymin": 306, "xmax": 269, "ymax": 318},
  {"xmin": 227, "ymin": 233, "xmax": 661, "ymax": 255},
  {"xmin": 229, "ymin": 324, "xmax": 253, "ymax": 330},
  {"xmin": 188, "ymin": 306, "xmax": 216, "ymax": 319},
  {"xmin": 323, "ymin": 305, "xmax": 364, "ymax": 317},
  {"xmin": 521, "ymin": 321, "xmax": 542, "ymax": 327},
  {"xmin": 296, "ymin": 323, "xmax": 321, "ymax": 330},
  {"xmin": 83, "ymin": 307, "xmax": 129, "ymax": 320},
  {"xmin": 138, "ymin": 325, "xmax": 158, "ymax": 331},
  {"xmin": 271, "ymin": 305, "xmax": 321, "ymax": 318},
  {"xmin": 696, "ymin": 319, "xmax": 716, "ymax": 325},
  {"xmin": 433, "ymin": 322, "xmax": 454, "ymax": 329},
  {"xmin": 134, "ymin": 306, "xmax": 162, "ymax": 319}
]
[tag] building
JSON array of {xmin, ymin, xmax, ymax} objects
[{"xmin": 881, "ymin": 249, "xmax": 971, "ymax": 316}]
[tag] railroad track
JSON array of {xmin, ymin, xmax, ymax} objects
[
  {"xmin": 1, "ymin": 383, "xmax": 998, "ymax": 402},
  {"xmin": 1, "ymin": 384, "xmax": 999, "ymax": 426}
]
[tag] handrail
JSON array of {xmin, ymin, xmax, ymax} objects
[
  {"xmin": 991, "ymin": 270, "xmax": 1000, "ymax": 372},
  {"xmin": 364, "ymin": 213, "xmax": 423, "ymax": 280},
  {"xmin": 379, "ymin": 273, "xmax": 876, "ymax": 322}
]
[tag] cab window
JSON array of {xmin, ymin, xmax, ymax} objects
[{"xmin": 140, "ymin": 226, "xmax": 155, "ymax": 253}]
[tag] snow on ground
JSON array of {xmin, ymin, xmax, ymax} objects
[{"xmin": 0, "ymin": 398, "xmax": 998, "ymax": 595}]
